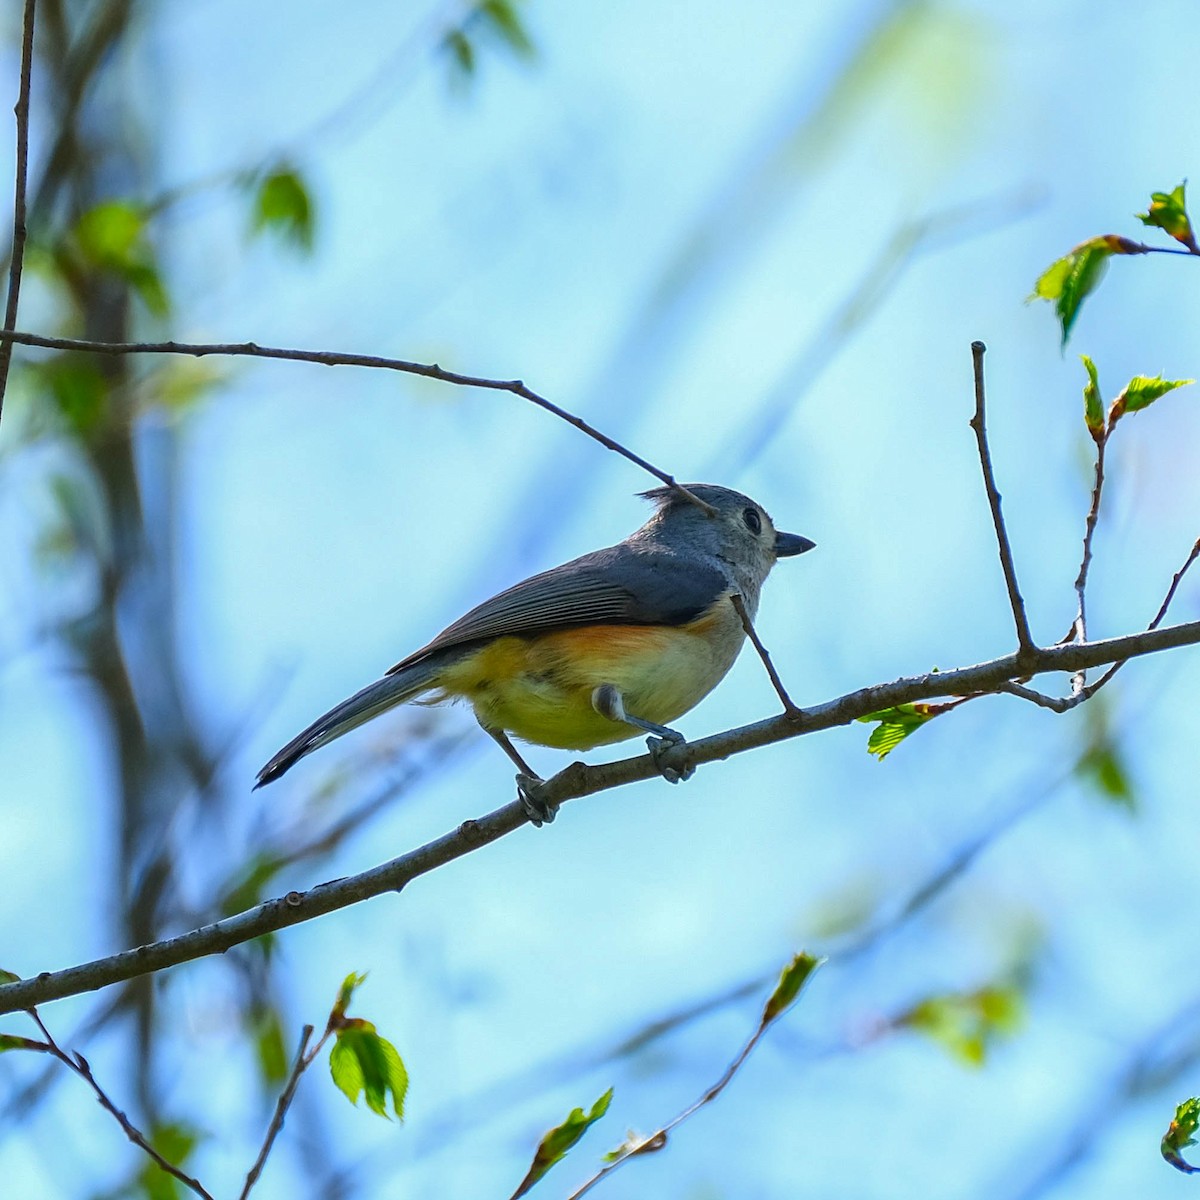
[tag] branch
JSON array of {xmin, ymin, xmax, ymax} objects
[
  {"xmin": 0, "ymin": 0, "xmax": 37, "ymax": 424},
  {"xmin": 1070, "ymin": 423, "xmax": 1109, "ymax": 694},
  {"xmin": 0, "ymin": 328, "xmax": 717, "ymax": 515},
  {"xmin": 564, "ymin": 955, "xmax": 821, "ymax": 1198},
  {"xmin": 730, "ymin": 593, "xmax": 797, "ymax": 714},
  {"xmin": 1003, "ymin": 534, "xmax": 1200, "ymax": 714},
  {"xmin": 969, "ymin": 341, "xmax": 1035, "ymax": 657},
  {"xmin": 239, "ymin": 1025, "xmax": 322, "ymax": 1200},
  {"xmin": 997, "ymin": 682, "xmax": 1073, "ymax": 713},
  {"xmin": 26, "ymin": 1011, "xmax": 214, "ymax": 1199},
  {"xmin": 1079, "ymin": 534, "xmax": 1200, "ymax": 699},
  {"xmin": 3, "ymin": 619, "xmax": 1200, "ymax": 1016},
  {"xmin": 403, "ymin": 766, "xmax": 1062, "ymax": 1169}
]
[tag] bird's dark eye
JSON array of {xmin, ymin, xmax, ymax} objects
[{"xmin": 742, "ymin": 507, "xmax": 762, "ymax": 535}]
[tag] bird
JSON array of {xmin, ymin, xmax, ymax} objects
[{"xmin": 255, "ymin": 483, "xmax": 814, "ymax": 823}]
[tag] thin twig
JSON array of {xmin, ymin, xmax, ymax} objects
[
  {"xmin": 1119, "ymin": 243, "xmax": 1198, "ymax": 257},
  {"xmin": 969, "ymin": 341, "xmax": 1035, "ymax": 656},
  {"xmin": 1080, "ymin": 534, "xmax": 1200, "ymax": 700},
  {"xmin": 565, "ymin": 976, "xmax": 803, "ymax": 1198},
  {"xmin": 1072, "ymin": 431, "xmax": 1109, "ymax": 693},
  {"xmin": 995, "ymin": 536, "xmax": 1200, "ymax": 714},
  {"xmin": 239, "ymin": 1025, "xmax": 321, "ymax": 1199},
  {"xmin": 26, "ymin": 1010, "xmax": 215, "ymax": 1199},
  {"xmin": 0, "ymin": 0, "xmax": 37, "ymax": 424},
  {"xmin": 404, "ymin": 767, "xmax": 1060, "ymax": 1169},
  {"xmin": 730, "ymin": 593, "xmax": 797, "ymax": 714},
  {"xmin": 0, "ymin": 328, "xmax": 717, "ymax": 515},
  {"xmin": 4, "ymin": 618, "xmax": 1200, "ymax": 1016}
]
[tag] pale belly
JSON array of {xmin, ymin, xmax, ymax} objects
[{"xmin": 433, "ymin": 605, "xmax": 746, "ymax": 750}]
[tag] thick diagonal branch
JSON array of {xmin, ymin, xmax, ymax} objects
[{"xmin": 2, "ymin": 619, "xmax": 1199, "ymax": 1017}]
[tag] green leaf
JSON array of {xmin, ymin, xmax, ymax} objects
[
  {"xmin": 251, "ymin": 1006, "xmax": 290, "ymax": 1089},
  {"xmin": 1163, "ymin": 1097, "xmax": 1200, "ymax": 1174},
  {"xmin": 858, "ymin": 704, "xmax": 937, "ymax": 760},
  {"xmin": 134, "ymin": 1121, "xmax": 202, "ymax": 1200},
  {"xmin": 1137, "ymin": 182, "xmax": 1199, "ymax": 252},
  {"xmin": 124, "ymin": 261, "xmax": 170, "ymax": 317},
  {"xmin": 480, "ymin": 0, "xmax": 536, "ymax": 59},
  {"xmin": 1029, "ymin": 238, "xmax": 1114, "ymax": 347},
  {"xmin": 250, "ymin": 167, "xmax": 315, "ymax": 253},
  {"xmin": 73, "ymin": 200, "xmax": 170, "ymax": 316},
  {"xmin": 329, "ymin": 1025, "xmax": 408, "ymax": 1120},
  {"xmin": 153, "ymin": 359, "xmax": 224, "ymax": 414},
  {"xmin": 1073, "ymin": 696, "xmax": 1136, "ymax": 812},
  {"xmin": 0, "ymin": 1034, "xmax": 47, "ymax": 1052},
  {"xmin": 899, "ymin": 984, "xmax": 1023, "ymax": 1066},
  {"xmin": 511, "ymin": 1089, "xmax": 614, "ymax": 1198},
  {"xmin": 1080, "ymin": 354, "xmax": 1104, "ymax": 439},
  {"xmin": 444, "ymin": 29, "xmax": 475, "ymax": 78},
  {"xmin": 32, "ymin": 357, "xmax": 109, "ymax": 437},
  {"xmin": 219, "ymin": 853, "xmax": 287, "ymax": 918},
  {"xmin": 1075, "ymin": 740, "xmax": 1134, "ymax": 810},
  {"xmin": 332, "ymin": 972, "xmax": 368, "ymax": 1021},
  {"xmin": 761, "ymin": 952, "xmax": 824, "ymax": 1026},
  {"xmin": 76, "ymin": 200, "xmax": 146, "ymax": 266},
  {"xmin": 1109, "ymin": 373, "xmax": 1193, "ymax": 424},
  {"xmin": 444, "ymin": 1, "xmax": 535, "ymax": 86}
]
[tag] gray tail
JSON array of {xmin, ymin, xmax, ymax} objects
[{"xmin": 255, "ymin": 658, "xmax": 442, "ymax": 788}]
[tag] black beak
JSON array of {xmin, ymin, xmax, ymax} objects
[{"xmin": 775, "ymin": 531, "xmax": 816, "ymax": 558}]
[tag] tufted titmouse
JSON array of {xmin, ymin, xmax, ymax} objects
[{"xmin": 256, "ymin": 484, "xmax": 814, "ymax": 822}]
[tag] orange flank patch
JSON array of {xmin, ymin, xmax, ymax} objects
[{"xmin": 433, "ymin": 606, "xmax": 744, "ymax": 751}]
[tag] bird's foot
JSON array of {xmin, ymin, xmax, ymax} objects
[
  {"xmin": 516, "ymin": 773, "xmax": 558, "ymax": 827},
  {"xmin": 646, "ymin": 731, "xmax": 694, "ymax": 784}
]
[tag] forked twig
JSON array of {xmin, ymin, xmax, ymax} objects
[
  {"xmin": 1079, "ymin": 534, "xmax": 1200, "ymax": 700},
  {"xmin": 1000, "ymin": 536, "xmax": 1200, "ymax": 714},
  {"xmin": 25, "ymin": 1010, "xmax": 215, "ymax": 1199},
  {"xmin": 969, "ymin": 341, "xmax": 1035, "ymax": 656},
  {"xmin": 0, "ymin": 0, "xmax": 37, "ymax": 423}
]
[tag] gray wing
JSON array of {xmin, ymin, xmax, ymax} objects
[{"xmin": 387, "ymin": 544, "xmax": 730, "ymax": 675}]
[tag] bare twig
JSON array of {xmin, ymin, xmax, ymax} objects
[
  {"xmin": 4, "ymin": 619, "xmax": 1200, "ymax": 1017},
  {"xmin": 25, "ymin": 1010, "xmax": 215, "ymax": 1199},
  {"xmin": 564, "ymin": 964, "xmax": 815, "ymax": 1199},
  {"xmin": 399, "ymin": 767, "xmax": 1064, "ymax": 1174},
  {"xmin": 0, "ymin": 0, "xmax": 37, "ymax": 423},
  {"xmin": 969, "ymin": 341, "xmax": 1035, "ymax": 657},
  {"xmin": 1070, "ymin": 429, "xmax": 1109, "ymax": 694},
  {"xmin": 239, "ymin": 1025, "xmax": 321, "ymax": 1200},
  {"xmin": 1005, "ymin": 535, "xmax": 1200, "ymax": 714},
  {"xmin": 0, "ymin": 329, "xmax": 717, "ymax": 515},
  {"xmin": 1080, "ymin": 535, "xmax": 1200, "ymax": 700},
  {"xmin": 730, "ymin": 593, "xmax": 797, "ymax": 714}
]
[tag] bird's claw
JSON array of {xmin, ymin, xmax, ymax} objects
[
  {"xmin": 646, "ymin": 732, "xmax": 694, "ymax": 784},
  {"xmin": 517, "ymin": 773, "xmax": 558, "ymax": 826}
]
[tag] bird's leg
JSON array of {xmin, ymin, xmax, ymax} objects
[
  {"xmin": 480, "ymin": 721, "xmax": 557, "ymax": 826},
  {"xmin": 591, "ymin": 684, "xmax": 695, "ymax": 784}
]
